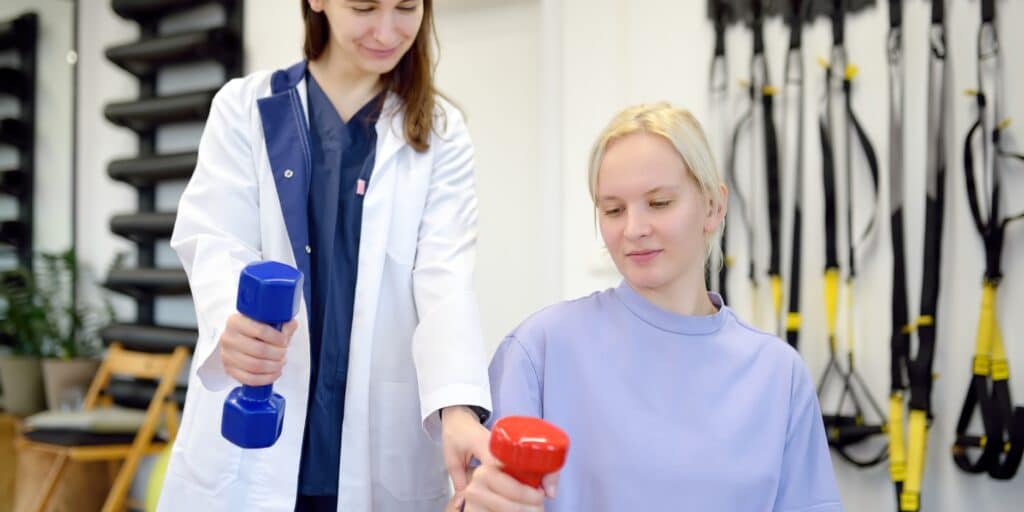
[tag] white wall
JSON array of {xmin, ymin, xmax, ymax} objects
[
  {"xmin": 73, "ymin": 0, "xmax": 1024, "ymax": 510},
  {"xmin": 433, "ymin": 0, "xmax": 552, "ymax": 350}
]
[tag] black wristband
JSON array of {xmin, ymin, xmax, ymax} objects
[
  {"xmin": 468, "ymin": 405, "xmax": 490, "ymax": 424},
  {"xmin": 440, "ymin": 405, "xmax": 490, "ymax": 424}
]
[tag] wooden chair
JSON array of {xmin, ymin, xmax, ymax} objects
[{"xmin": 15, "ymin": 343, "xmax": 189, "ymax": 512}]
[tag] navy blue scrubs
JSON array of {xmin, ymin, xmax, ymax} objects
[{"xmin": 295, "ymin": 71, "xmax": 383, "ymax": 507}]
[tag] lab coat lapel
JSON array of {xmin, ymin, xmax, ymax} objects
[
  {"xmin": 351, "ymin": 94, "xmax": 403, "ymax": 336},
  {"xmin": 257, "ymin": 63, "xmax": 313, "ymax": 314}
]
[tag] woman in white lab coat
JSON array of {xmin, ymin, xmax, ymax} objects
[{"xmin": 158, "ymin": 1, "xmax": 493, "ymax": 511}]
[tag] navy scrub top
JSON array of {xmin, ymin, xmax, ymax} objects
[{"xmin": 297, "ymin": 71, "xmax": 384, "ymax": 496}]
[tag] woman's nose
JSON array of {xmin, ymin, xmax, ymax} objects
[
  {"xmin": 371, "ymin": 13, "xmax": 401, "ymax": 46},
  {"xmin": 624, "ymin": 211, "xmax": 652, "ymax": 239}
]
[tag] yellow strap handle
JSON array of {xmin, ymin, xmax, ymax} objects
[
  {"xmin": 771, "ymin": 275, "xmax": 783, "ymax": 318},
  {"xmin": 845, "ymin": 279, "xmax": 855, "ymax": 363},
  {"xmin": 988, "ymin": 287, "xmax": 1010, "ymax": 381},
  {"xmin": 973, "ymin": 283, "xmax": 997, "ymax": 376},
  {"xmin": 888, "ymin": 394, "xmax": 907, "ymax": 484},
  {"xmin": 771, "ymin": 275, "xmax": 783, "ymax": 331},
  {"xmin": 786, "ymin": 312, "xmax": 801, "ymax": 333},
  {"xmin": 901, "ymin": 315, "xmax": 934, "ymax": 334},
  {"xmin": 824, "ymin": 269, "xmax": 840, "ymax": 351},
  {"xmin": 900, "ymin": 410, "xmax": 928, "ymax": 511},
  {"xmin": 991, "ymin": 329, "xmax": 1009, "ymax": 381}
]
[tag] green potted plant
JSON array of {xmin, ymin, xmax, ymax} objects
[
  {"xmin": 37, "ymin": 250, "xmax": 113, "ymax": 411},
  {"xmin": 0, "ymin": 265, "xmax": 50, "ymax": 416}
]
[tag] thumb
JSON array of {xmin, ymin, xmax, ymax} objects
[
  {"xmin": 470, "ymin": 427, "xmax": 498, "ymax": 466},
  {"xmin": 444, "ymin": 492, "xmax": 465, "ymax": 512},
  {"xmin": 541, "ymin": 471, "xmax": 560, "ymax": 498},
  {"xmin": 282, "ymin": 319, "xmax": 299, "ymax": 339},
  {"xmin": 473, "ymin": 444, "xmax": 498, "ymax": 467}
]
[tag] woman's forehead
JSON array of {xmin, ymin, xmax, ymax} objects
[{"xmin": 598, "ymin": 145, "xmax": 690, "ymax": 194}]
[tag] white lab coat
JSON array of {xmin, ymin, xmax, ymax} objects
[{"xmin": 157, "ymin": 65, "xmax": 491, "ymax": 512}]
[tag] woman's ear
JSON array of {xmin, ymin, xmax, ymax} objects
[
  {"xmin": 308, "ymin": 0, "xmax": 326, "ymax": 13},
  {"xmin": 704, "ymin": 184, "xmax": 728, "ymax": 234}
]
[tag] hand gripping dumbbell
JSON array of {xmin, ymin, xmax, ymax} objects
[
  {"xmin": 489, "ymin": 416, "xmax": 570, "ymax": 488},
  {"xmin": 221, "ymin": 261, "xmax": 303, "ymax": 448}
]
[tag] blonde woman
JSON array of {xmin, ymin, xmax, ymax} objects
[{"xmin": 460, "ymin": 104, "xmax": 841, "ymax": 511}]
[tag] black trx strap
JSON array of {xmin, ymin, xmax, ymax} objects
[
  {"xmin": 816, "ymin": 0, "xmax": 886, "ymax": 468},
  {"xmin": 729, "ymin": 0, "xmax": 782, "ymax": 331},
  {"xmin": 755, "ymin": 0, "xmax": 783, "ymax": 337},
  {"xmin": 886, "ymin": 0, "xmax": 910, "ymax": 504},
  {"xmin": 889, "ymin": 1, "xmax": 948, "ymax": 510},
  {"xmin": 710, "ymin": 0, "xmax": 731, "ymax": 302},
  {"xmin": 952, "ymin": 0, "xmax": 1024, "ymax": 481},
  {"xmin": 782, "ymin": 0, "xmax": 806, "ymax": 349}
]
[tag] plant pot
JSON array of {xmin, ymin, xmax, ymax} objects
[
  {"xmin": 42, "ymin": 357, "xmax": 101, "ymax": 411},
  {"xmin": 0, "ymin": 355, "xmax": 46, "ymax": 416}
]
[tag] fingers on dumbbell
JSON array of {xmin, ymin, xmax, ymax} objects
[{"xmin": 229, "ymin": 314, "xmax": 290, "ymax": 347}]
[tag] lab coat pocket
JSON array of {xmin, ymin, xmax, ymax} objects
[
  {"xmin": 376, "ymin": 381, "xmax": 448, "ymax": 501},
  {"xmin": 385, "ymin": 222, "xmax": 417, "ymax": 266},
  {"xmin": 178, "ymin": 390, "xmax": 242, "ymax": 495}
]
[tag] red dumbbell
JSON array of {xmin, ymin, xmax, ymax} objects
[{"xmin": 489, "ymin": 416, "xmax": 569, "ymax": 488}]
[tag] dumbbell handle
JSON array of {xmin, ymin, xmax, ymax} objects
[
  {"xmin": 503, "ymin": 467, "xmax": 546, "ymax": 489},
  {"xmin": 239, "ymin": 321, "xmax": 284, "ymax": 401}
]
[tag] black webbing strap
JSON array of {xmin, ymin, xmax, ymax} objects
[
  {"xmin": 843, "ymin": 75, "xmax": 880, "ymax": 254},
  {"xmin": 952, "ymin": 0, "xmax": 1024, "ymax": 480},
  {"xmin": 952, "ymin": 278, "xmax": 1004, "ymax": 474},
  {"xmin": 816, "ymin": 22, "xmax": 841, "ymax": 437},
  {"xmin": 887, "ymin": 0, "xmax": 908, "ymax": 406},
  {"xmin": 909, "ymin": 0, "xmax": 948, "ymax": 419},
  {"xmin": 783, "ymin": 0, "xmax": 806, "ymax": 349},
  {"xmin": 886, "ymin": 0, "xmax": 909, "ymax": 506},
  {"xmin": 817, "ymin": 0, "xmax": 886, "ymax": 468},
  {"xmin": 751, "ymin": 0, "xmax": 783, "ymax": 335},
  {"xmin": 894, "ymin": 1, "xmax": 948, "ymax": 509},
  {"xmin": 709, "ymin": 0, "xmax": 730, "ymax": 302},
  {"xmin": 712, "ymin": 0, "xmax": 726, "ymax": 59}
]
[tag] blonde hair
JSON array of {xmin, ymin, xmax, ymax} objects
[{"xmin": 587, "ymin": 102, "xmax": 726, "ymax": 272}]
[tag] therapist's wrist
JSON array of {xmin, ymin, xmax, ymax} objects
[{"xmin": 441, "ymin": 405, "xmax": 490, "ymax": 425}]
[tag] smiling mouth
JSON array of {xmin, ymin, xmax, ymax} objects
[
  {"xmin": 363, "ymin": 46, "xmax": 398, "ymax": 57},
  {"xmin": 626, "ymin": 249, "xmax": 662, "ymax": 263}
]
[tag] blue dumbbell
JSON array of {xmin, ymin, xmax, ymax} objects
[{"xmin": 221, "ymin": 261, "xmax": 303, "ymax": 448}]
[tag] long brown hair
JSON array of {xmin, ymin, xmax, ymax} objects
[{"xmin": 301, "ymin": 0, "xmax": 440, "ymax": 152}]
